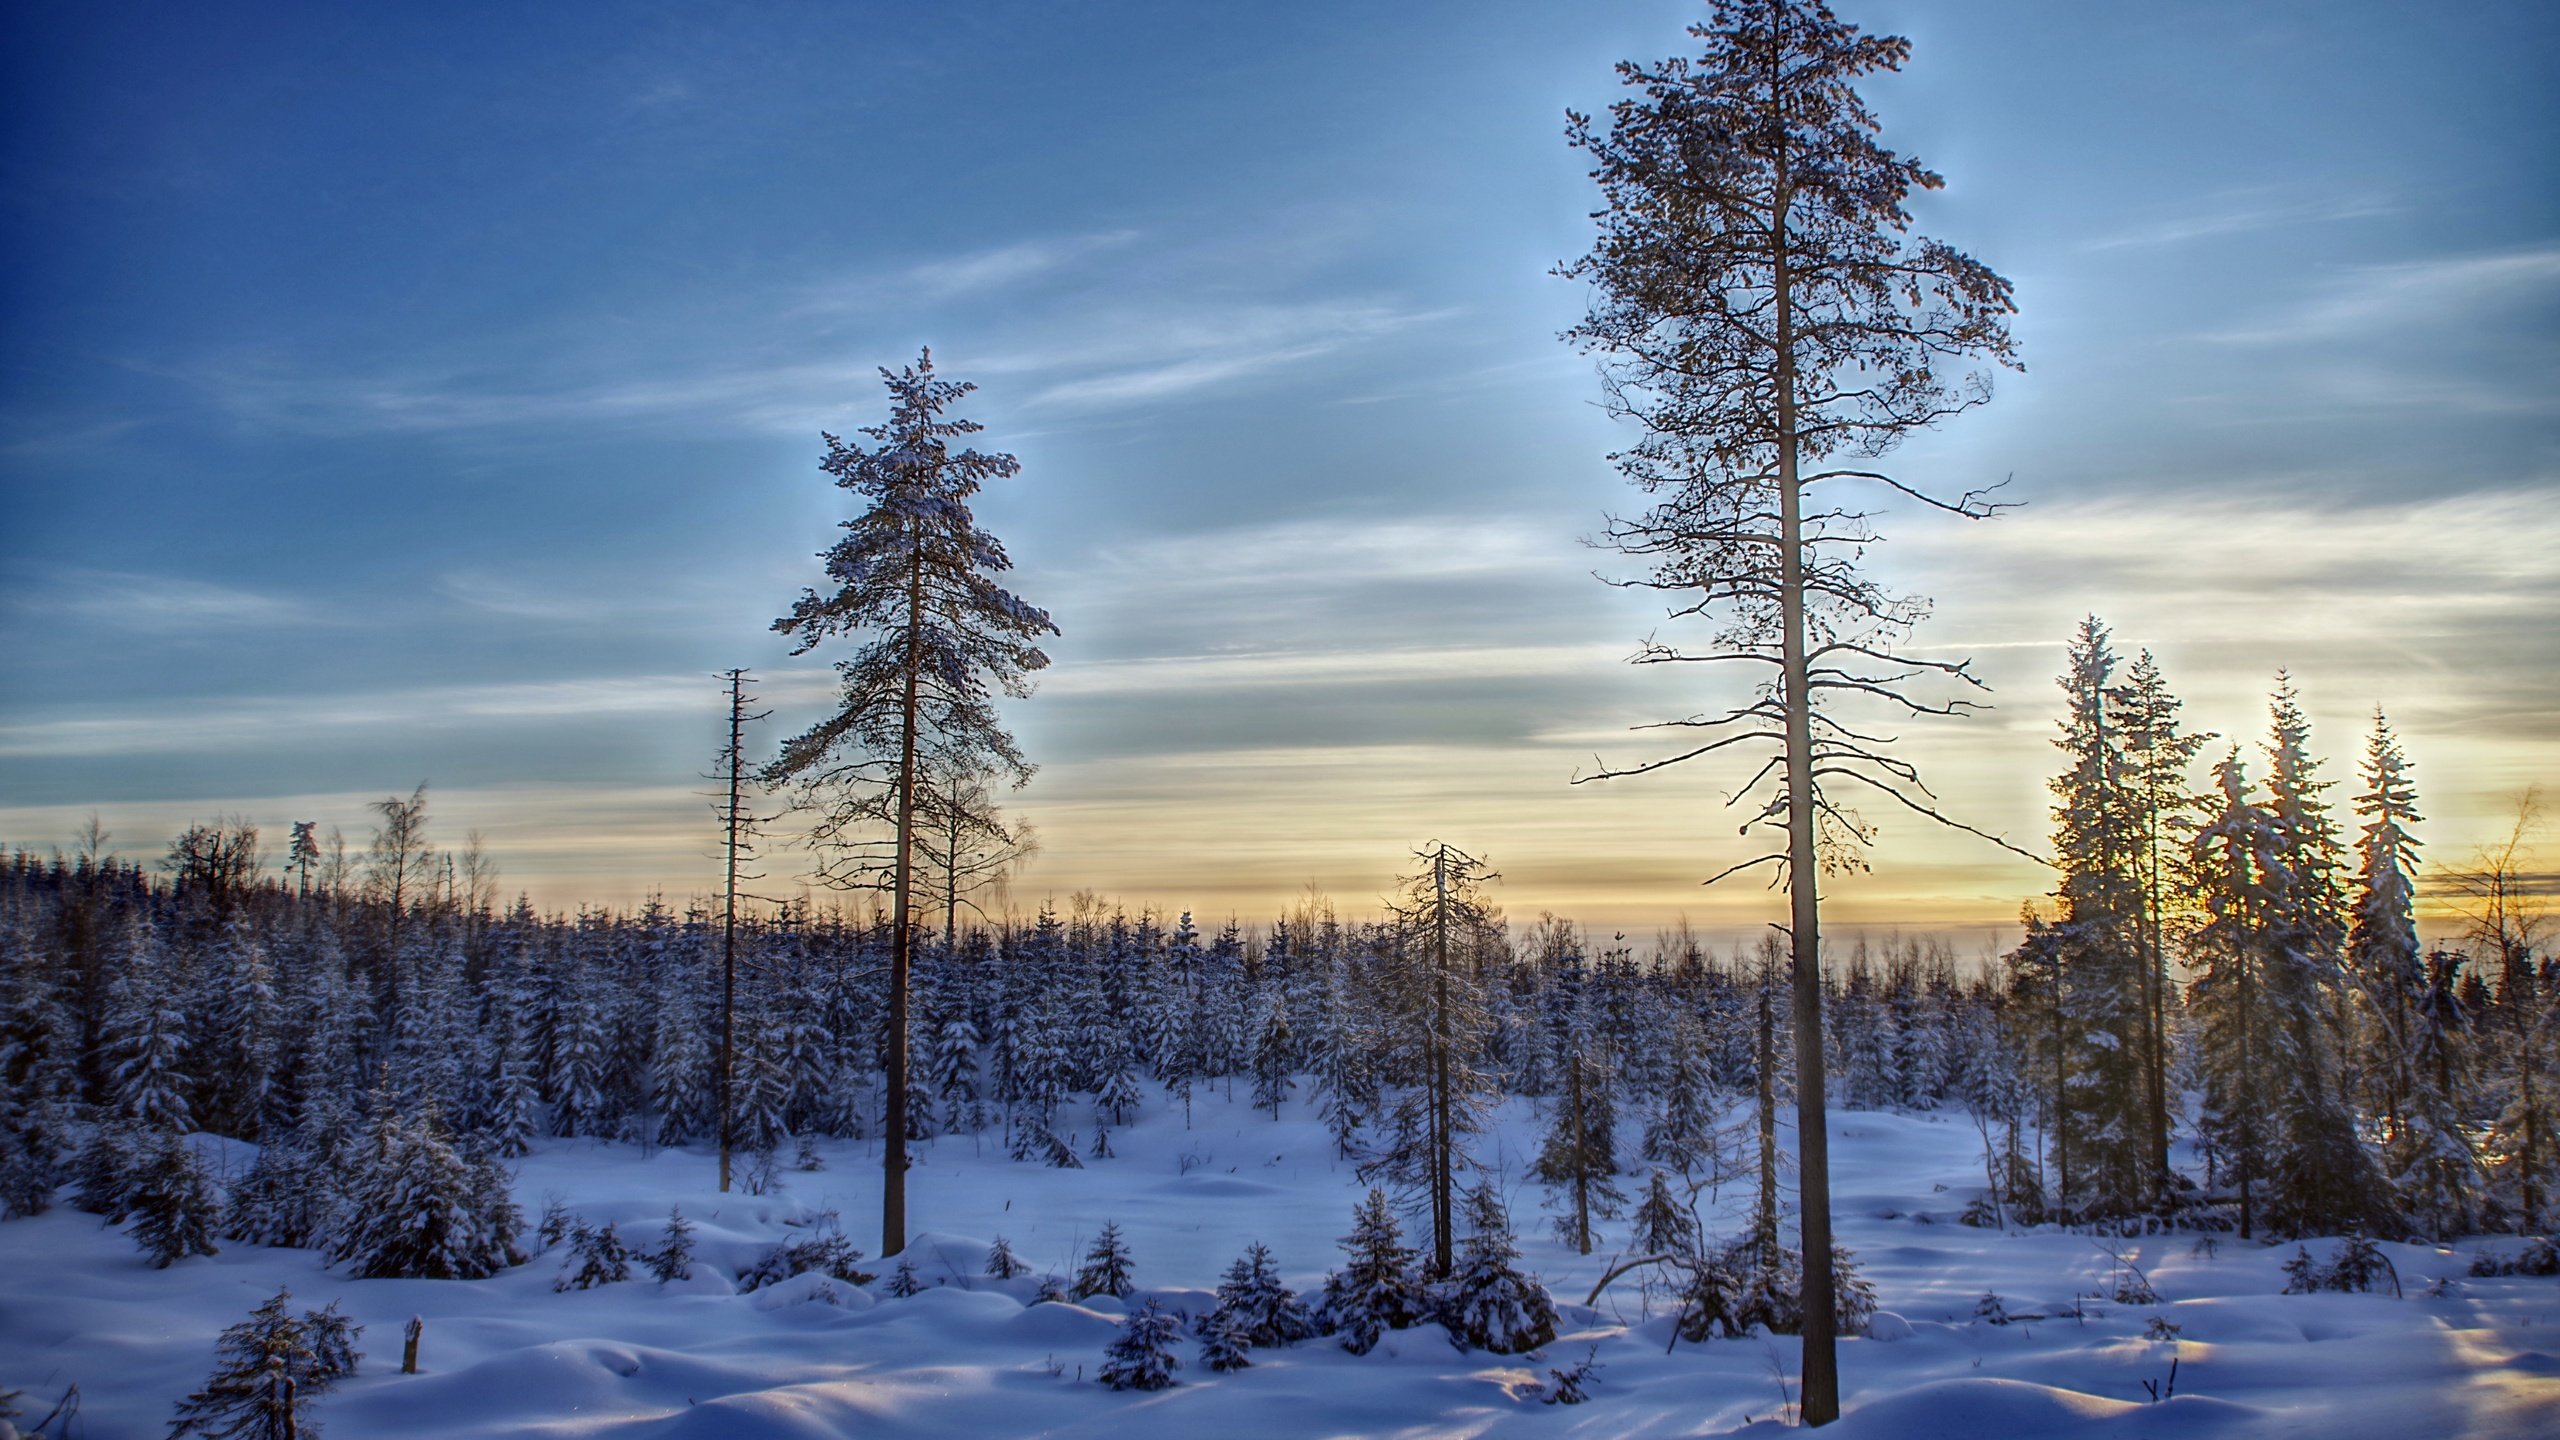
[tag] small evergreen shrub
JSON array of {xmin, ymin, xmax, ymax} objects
[
  {"xmin": 1072, "ymin": 1221, "xmax": 1135, "ymax": 1300},
  {"xmin": 1099, "ymin": 1300, "xmax": 1183, "ymax": 1391},
  {"xmin": 886, "ymin": 1256, "xmax": 923, "ymax": 1298},
  {"xmin": 738, "ymin": 1219, "xmax": 875, "ymax": 1292},
  {"xmin": 644, "ymin": 1207, "xmax": 694, "ymax": 1284},
  {"xmin": 169, "ymin": 1289, "xmax": 361, "ymax": 1439},
  {"xmin": 554, "ymin": 1220, "xmax": 632, "ymax": 1292},
  {"xmin": 2285, "ymin": 1236, "xmax": 2400, "ymax": 1296}
]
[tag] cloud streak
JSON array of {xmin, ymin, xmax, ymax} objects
[
  {"xmin": 2081, "ymin": 187, "xmax": 2396, "ymax": 252},
  {"xmin": 2203, "ymin": 243, "xmax": 2560, "ymax": 346},
  {"xmin": 0, "ymin": 671, "xmax": 839, "ymax": 759},
  {"xmin": 0, "ymin": 569, "xmax": 335, "ymax": 632}
]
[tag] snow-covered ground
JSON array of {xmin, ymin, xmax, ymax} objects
[{"xmin": 8, "ymin": 1085, "xmax": 2558, "ymax": 1438}]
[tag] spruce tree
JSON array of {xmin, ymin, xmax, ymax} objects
[
  {"xmin": 1633, "ymin": 1170, "xmax": 1700, "ymax": 1258},
  {"xmin": 2042, "ymin": 618, "xmax": 2150, "ymax": 1219},
  {"xmin": 1250, "ymin": 994, "xmax": 1293, "ymax": 1119},
  {"xmin": 2189, "ymin": 748, "xmax": 2282, "ymax": 1238},
  {"xmin": 2350, "ymin": 713, "xmax": 2477, "ymax": 1237},
  {"xmin": 1071, "ymin": 1220, "xmax": 1135, "ymax": 1301},
  {"xmin": 2117, "ymin": 648, "xmax": 2209, "ymax": 1200},
  {"xmin": 169, "ymin": 1289, "xmax": 362, "ymax": 1440},
  {"xmin": 224, "ymin": 1136, "xmax": 331, "ymax": 1250},
  {"xmin": 1098, "ymin": 1299, "xmax": 1183, "ymax": 1391},
  {"xmin": 1441, "ymin": 1183, "xmax": 1558, "ymax": 1354},
  {"xmin": 763, "ymin": 350, "xmax": 1058, "ymax": 1260},
  {"xmin": 1195, "ymin": 1309, "xmax": 1252, "ymax": 1372},
  {"xmin": 1316, "ymin": 1189, "xmax": 1427, "ymax": 1355},
  {"xmin": 646, "ymin": 1207, "xmax": 695, "ymax": 1284},
  {"xmin": 2258, "ymin": 679, "xmax": 2392, "ymax": 1236},
  {"xmin": 130, "ymin": 1131, "xmax": 221, "ymax": 1268},
  {"xmin": 105, "ymin": 946, "xmax": 192, "ymax": 1135},
  {"xmin": 1642, "ymin": 1018, "xmax": 1720, "ymax": 1176},
  {"xmin": 327, "ymin": 1110, "xmax": 514, "ymax": 1280},
  {"xmin": 553, "ymin": 1220, "xmax": 631, "ymax": 1291},
  {"xmin": 1535, "ymin": 1046, "xmax": 1625, "ymax": 1254},
  {"xmin": 1207, "ymin": 1241, "xmax": 1316, "ymax": 1348},
  {"xmin": 886, "ymin": 1255, "xmax": 924, "ymax": 1298}
]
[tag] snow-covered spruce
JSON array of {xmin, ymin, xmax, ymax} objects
[
  {"xmin": 1206, "ymin": 1241, "xmax": 1316, "ymax": 1348},
  {"xmin": 738, "ymin": 1219, "xmax": 874, "ymax": 1292},
  {"xmin": 2468, "ymin": 1236, "xmax": 2560, "ymax": 1277},
  {"xmin": 1194, "ymin": 1308, "xmax": 1253, "ymax": 1372},
  {"xmin": 1541, "ymin": 1349, "xmax": 1602, "ymax": 1405},
  {"xmin": 1098, "ymin": 1299, "xmax": 1183, "ymax": 1391},
  {"xmin": 324, "ymin": 1109, "xmax": 521, "ymax": 1281},
  {"xmin": 1631, "ymin": 1169, "xmax": 1700, "ymax": 1259},
  {"xmin": 1072, "ymin": 1220, "xmax": 1134, "ymax": 1300},
  {"xmin": 984, "ymin": 1234, "xmax": 1029, "ymax": 1279},
  {"xmin": 1671, "ymin": 1237, "xmax": 1876, "ymax": 1343},
  {"xmin": 224, "ymin": 1134, "xmax": 332, "ymax": 1250},
  {"xmin": 129, "ymin": 1131, "xmax": 221, "ymax": 1268},
  {"xmin": 886, "ymin": 1256, "xmax": 923, "ymax": 1297},
  {"xmin": 168, "ymin": 1288, "xmax": 361, "ymax": 1439},
  {"xmin": 69, "ymin": 1121, "xmax": 138, "ymax": 1222},
  {"xmin": 1438, "ymin": 1183, "xmax": 1557, "ymax": 1354},
  {"xmin": 2282, "ymin": 1235, "xmax": 2400, "ymax": 1295},
  {"xmin": 644, "ymin": 1207, "xmax": 694, "ymax": 1284},
  {"xmin": 1316, "ymin": 1188, "xmax": 1428, "ymax": 1355},
  {"xmin": 554, "ymin": 1219, "xmax": 631, "ymax": 1292}
]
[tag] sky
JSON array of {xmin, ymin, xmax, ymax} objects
[{"xmin": 3, "ymin": 0, "xmax": 2555, "ymax": 949}]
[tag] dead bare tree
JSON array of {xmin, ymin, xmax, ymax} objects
[{"xmin": 1561, "ymin": 0, "xmax": 2023, "ymax": 1422}]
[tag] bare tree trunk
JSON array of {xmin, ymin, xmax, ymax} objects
[
  {"xmin": 1771, "ymin": 47, "xmax": 1839, "ymax": 1418},
  {"xmin": 719, "ymin": 671, "xmax": 749, "ymax": 1194},
  {"xmin": 2144, "ymin": 814, "xmax": 2170, "ymax": 1208},
  {"xmin": 884, "ymin": 554, "xmax": 924, "ymax": 1258},
  {"xmin": 1430, "ymin": 846, "xmax": 1455, "ymax": 1278},
  {"xmin": 2237, "ymin": 945, "xmax": 2255, "ymax": 1241},
  {"xmin": 1771, "ymin": 204, "xmax": 1832, "ymax": 1434},
  {"xmin": 1757, "ymin": 954, "xmax": 1781, "ymax": 1253}
]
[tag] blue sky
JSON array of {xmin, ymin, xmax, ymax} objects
[{"xmin": 4, "ymin": 0, "xmax": 2554, "ymax": 940}]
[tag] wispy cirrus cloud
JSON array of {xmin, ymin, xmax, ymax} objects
[
  {"xmin": 0, "ymin": 568, "xmax": 334, "ymax": 632},
  {"xmin": 171, "ymin": 293, "xmax": 1451, "ymax": 436},
  {"xmin": 986, "ymin": 298, "xmax": 1456, "ymax": 411},
  {"xmin": 2203, "ymin": 243, "xmax": 2560, "ymax": 345},
  {"xmin": 902, "ymin": 231, "xmax": 1141, "ymax": 302},
  {"xmin": 2081, "ymin": 187, "xmax": 2397, "ymax": 252},
  {"xmin": 0, "ymin": 669, "xmax": 841, "ymax": 759}
]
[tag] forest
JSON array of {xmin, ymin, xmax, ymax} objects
[{"xmin": 1, "ymin": 633, "xmax": 2553, "ymax": 1433}]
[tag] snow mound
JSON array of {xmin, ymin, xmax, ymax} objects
[
  {"xmin": 1865, "ymin": 1310, "xmax": 1916, "ymax": 1341},
  {"xmin": 1846, "ymin": 1376, "xmax": 2131, "ymax": 1436},
  {"xmin": 635, "ymin": 1384, "xmax": 868, "ymax": 1440},
  {"xmin": 1153, "ymin": 1174, "xmax": 1284, "ymax": 1198},
  {"xmin": 1843, "ymin": 1377, "xmax": 2260, "ymax": 1438},
  {"xmin": 1003, "ymin": 1299, "xmax": 1122, "ymax": 1346}
]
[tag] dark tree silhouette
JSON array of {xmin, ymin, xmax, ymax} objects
[
  {"xmin": 1562, "ymin": 0, "xmax": 2020, "ymax": 1421},
  {"xmin": 764, "ymin": 350, "xmax": 1057, "ymax": 1257}
]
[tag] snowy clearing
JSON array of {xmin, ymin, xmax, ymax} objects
[{"xmin": 8, "ymin": 1086, "xmax": 2557, "ymax": 1439}]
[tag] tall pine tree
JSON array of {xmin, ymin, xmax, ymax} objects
[{"xmin": 763, "ymin": 350, "xmax": 1057, "ymax": 1258}]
